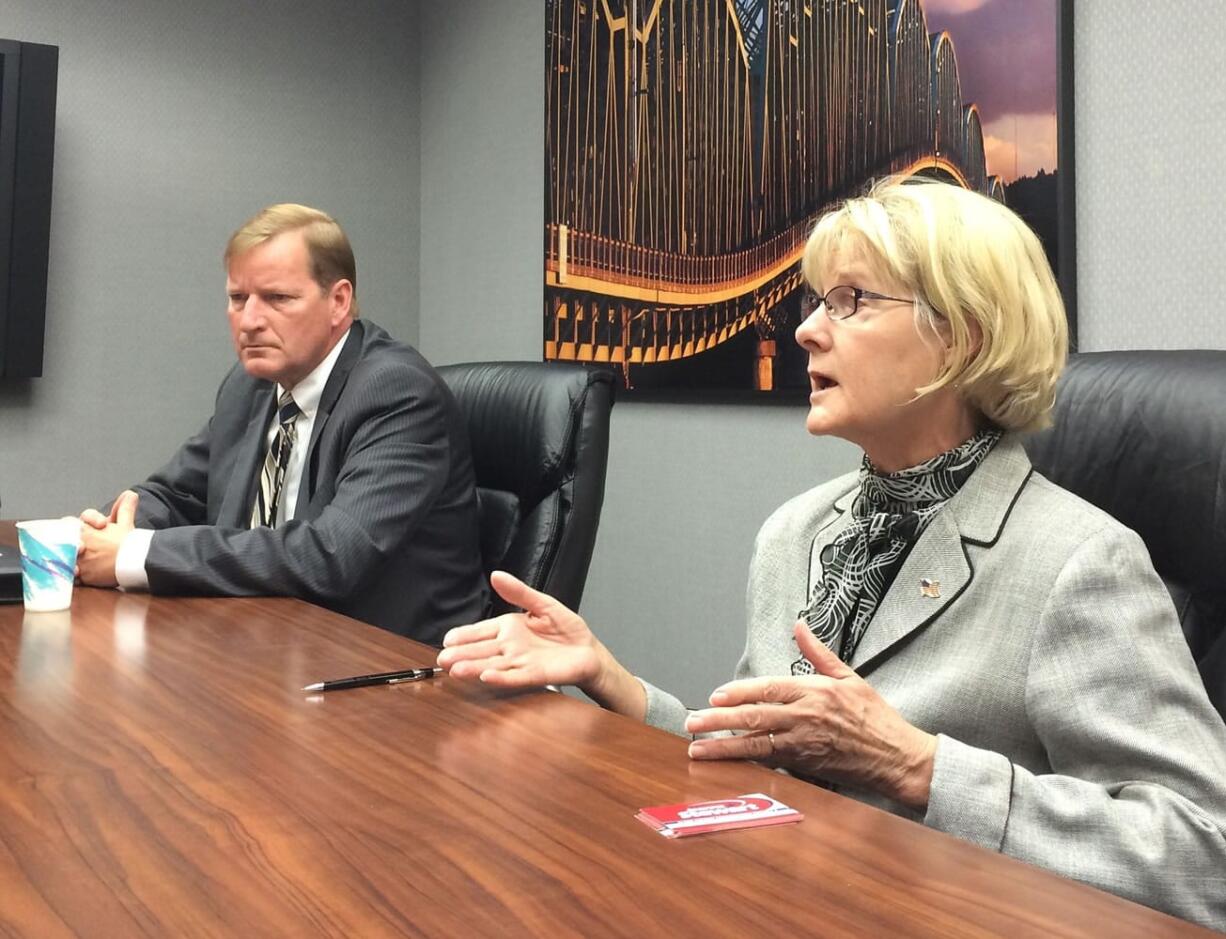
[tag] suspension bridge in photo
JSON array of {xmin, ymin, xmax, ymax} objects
[{"xmin": 544, "ymin": 0, "xmax": 1003, "ymax": 390}]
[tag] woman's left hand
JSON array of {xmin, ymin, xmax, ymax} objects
[{"xmin": 684, "ymin": 621, "xmax": 937, "ymax": 811}]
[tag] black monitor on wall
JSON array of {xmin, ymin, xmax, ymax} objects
[{"xmin": 0, "ymin": 39, "xmax": 57, "ymax": 379}]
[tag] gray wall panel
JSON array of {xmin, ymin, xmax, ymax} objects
[
  {"xmin": 418, "ymin": 0, "xmax": 543, "ymax": 363},
  {"xmin": 1074, "ymin": 1, "xmax": 1226, "ymax": 351}
]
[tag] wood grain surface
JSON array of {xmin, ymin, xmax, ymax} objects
[{"xmin": 0, "ymin": 529, "xmax": 1214, "ymax": 936}]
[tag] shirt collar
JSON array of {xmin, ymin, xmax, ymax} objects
[{"xmin": 278, "ymin": 327, "xmax": 351, "ymax": 420}]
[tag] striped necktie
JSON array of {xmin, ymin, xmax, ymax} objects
[{"xmin": 250, "ymin": 390, "xmax": 301, "ymax": 529}]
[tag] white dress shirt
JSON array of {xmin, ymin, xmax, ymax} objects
[{"xmin": 115, "ymin": 329, "xmax": 351, "ymax": 590}]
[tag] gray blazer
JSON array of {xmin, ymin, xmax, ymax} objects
[
  {"xmin": 643, "ymin": 436, "xmax": 1226, "ymax": 928},
  {"xmin": 129, "ymin": 320, "xmax": 487, "ymax": 645}
]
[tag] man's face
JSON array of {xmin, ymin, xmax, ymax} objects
[{"xmin": 226, "ymin": 230, "xmax": 352, "ymax": 389}]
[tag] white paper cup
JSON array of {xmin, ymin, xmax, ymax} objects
[{"xmin": 16, "ymin": 517, "xmax": 81, "ymax": 612}]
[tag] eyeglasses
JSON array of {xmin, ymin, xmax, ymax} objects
[{"xmin": 800, "ymin": 285, "xmax": 916, "ymax": 321}]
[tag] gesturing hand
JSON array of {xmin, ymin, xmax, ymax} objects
[
  {"xmin": 437, "ymin": 572, "xmax": 647, "ymax": 718},
  {"xmin": 438, "ymin": 571, "xmax": 603, "ymax": 686},
  {"xmin": 684, "ymin": 621, "xmax": 936, "ymax": 810}
]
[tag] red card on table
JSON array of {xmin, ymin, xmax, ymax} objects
[{"xmin": 636, "ymin": 793, "xmax": 804, "ymax": 838}]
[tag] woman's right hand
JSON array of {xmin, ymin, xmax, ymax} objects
[{"xmin": 437, "ymin": 571, "xmax": 645, "ymax": 719}]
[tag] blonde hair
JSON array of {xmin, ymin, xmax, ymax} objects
[
  {"xmin": 225, "ymin": 203, "xmax": 359, "ymax": 317},
  {"xmin": 801, "ymin": 178, "xmax": 1067, "ymax": 432}
]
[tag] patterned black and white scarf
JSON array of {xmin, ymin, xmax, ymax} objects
[{"xmin": 792, "ymin": 428, "xmax": 1002, "ymax": 673}]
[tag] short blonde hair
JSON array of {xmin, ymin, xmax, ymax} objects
[
  {"xmin": 801, "ymin": 178, "xmax": 1067, "ymax": 432},
  {"xmin": 225, "ymin": 203, "xmax": 359, "ymax": 317}
]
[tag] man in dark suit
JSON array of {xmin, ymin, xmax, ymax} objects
[{"xmin": 77, "ymin": 204, "xmax": 486, "ymax": 645}]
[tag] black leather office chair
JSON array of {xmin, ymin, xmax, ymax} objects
[
  {"xmin": 1023, "ymin": 350, "xmax": 1226, "ymax": 719},
  {"xmin": 437, "ymin": 361, "xmax": 615, "ymax": 616}
]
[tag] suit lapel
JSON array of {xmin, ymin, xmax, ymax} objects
[
  {"xmin": 218, "ymin": 386, "xmax": 276, "ymax": 528},
  {"xmin": 295, "ymin": 320, "xmax": 366, "ymax": 517},
  {"xmin": 850, "ymin": 436, "xmax": 1034, "ymax": 677},
  {"xmin": 850, "ymin": 511, "xmax": 971, "ymax": 674}
]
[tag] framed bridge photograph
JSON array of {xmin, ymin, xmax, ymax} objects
[{"xmin": 544, "ymin": 0, "xmax": 1075, "ymax": 395}]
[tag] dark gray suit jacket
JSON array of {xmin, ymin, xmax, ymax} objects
[{"xmin": 130, "ymin": 319, "xmax": 487, "ymax": 645}]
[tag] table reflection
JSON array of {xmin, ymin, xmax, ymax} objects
[
  {"xmin": 15, "ymin": 608, "xmax": 73, "ymax": 687},
  {"xmin": 112, "ymin": 594, "xmax": 149, "ymax": 664}
]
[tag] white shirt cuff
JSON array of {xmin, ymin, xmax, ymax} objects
[{"xmin": 115, "ymin": 528, "xmax": 153, "ymax": 591}]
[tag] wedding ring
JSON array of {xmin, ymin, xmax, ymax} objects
[{"xmin": 768, "ymin": 732, "xmax": 776, "ymax": 752}]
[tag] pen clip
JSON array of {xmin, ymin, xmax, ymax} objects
[{"xmin": 386, "ymin": 672, "xmax": 429, "ymax": 685}]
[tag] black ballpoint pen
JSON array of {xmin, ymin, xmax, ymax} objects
[{"xmin": 301, "ymin": 667, "xmax": 443, "ymax": 693}]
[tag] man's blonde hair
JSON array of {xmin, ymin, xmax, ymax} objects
[
  {"xmin": 225, "ymin": 203, "xmax": 359, "ymax": 317},
  {"xmin": 801, "ymin": 178, "xmax": 1067, "ymax": 432}
]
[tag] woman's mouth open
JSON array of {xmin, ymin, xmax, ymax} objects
[{"xmin": 810, "ymin": 373, "xmax": 838, "ymax": 394}]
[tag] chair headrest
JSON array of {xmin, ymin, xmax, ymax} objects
[
  {"xmin": 1023, "ymin": 350, "xmax": 1226, "ymax": 593},
  {"xmin": 437, "ymin": 362, "xmax": 616, "ymax": 511}
]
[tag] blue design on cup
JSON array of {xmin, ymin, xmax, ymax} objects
[{"xmin": 17, "ymin": 530, "xmax": 76, "ymax": 603}]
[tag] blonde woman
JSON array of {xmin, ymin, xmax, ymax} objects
[{"xmin": 439, "ymin": 179, "xmax": 1226, "ymax": 929}]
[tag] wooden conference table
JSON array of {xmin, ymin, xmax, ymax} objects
[{"xmin": 0, "ymin": 570, "xmax": 1215, "ymax": 935}]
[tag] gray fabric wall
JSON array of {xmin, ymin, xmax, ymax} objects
[
  {"xmin": 0, "ymin": 0, "xmax": 420, "ymax": 517},
  {"xmin": 418, "ymin": 0, "xmax": 1226, "ymax": 706},
  {"xmin": 1073, "ymin": 2, "xmax": 1226, "ymax": 351}
]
